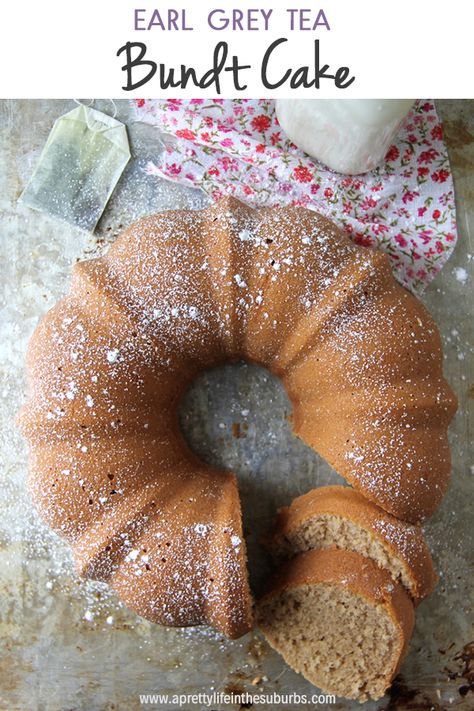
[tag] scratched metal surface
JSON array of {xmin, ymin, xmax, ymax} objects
[{"xmin": 0, "ymin": 100, "xmax": 472, "ymax": 711}]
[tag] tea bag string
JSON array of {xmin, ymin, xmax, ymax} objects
[
  {"xmin": 73, "ymin": 99, "xmax": 119, "ymax": 132},
  {"xmin": 73, "ymin": 98, "xmax": 167, "ymax": 152}
]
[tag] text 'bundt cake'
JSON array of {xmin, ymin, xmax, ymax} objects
[{"xmin": 18, "ymin": 196, "xmax": 456, "ymax": 637}]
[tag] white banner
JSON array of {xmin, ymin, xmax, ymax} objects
[{"xmin": 1, "ymin": 0, "xmax": 473, "ymax": 98}]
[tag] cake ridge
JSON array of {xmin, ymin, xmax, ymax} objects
[
  {"xmin": 17, "ymin": 266, "xmax": 180, "ymax": 442},
  {"xmin": 276, "ymin": 248, "xmax": 389, "ymax": 374},
  {"xmin": 294, "ymin": 376, "xmax": 455, "ymax": 426},
  {"xmin": 105, "ymin": 208, "xmax": 240, "ymax": 373},
  {"xmin": 107, "ymin": 469, "xmax": 252, "ymax": 639},
  {"xmin": 26, "ymin": 432, "xmax": 191, "ymax": 543},
  {"xmin": 240, "ymin": 203, "xmax": 350, "ymax": 365},
  {"xmin": 199, "ymin": 196, "xmax": 261, "ymax": 357},
  {"xmin": 73, "ymin": 480, "xmax": 169, "ymax": 580}
]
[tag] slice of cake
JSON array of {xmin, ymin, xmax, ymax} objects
[
  {"xmin": 257, "ymin": 547, "xmax": 415, "ymax": 702},
  {"xmin": 266, "ymin": 485, "xmax": 436, "ymax": 604}
]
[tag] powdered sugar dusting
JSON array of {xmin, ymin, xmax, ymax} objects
[
  {"xmin": 454, "ymin": 266, "xmax": 468, "ymax": 284},
  {"xmin": 18, "ymin": 196, "xmax": 455, "ymax": 635}
]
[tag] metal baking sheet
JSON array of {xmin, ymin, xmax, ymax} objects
[{"xmin": 0, "ymin": 99, "xmax": 472, "ymax": 711}]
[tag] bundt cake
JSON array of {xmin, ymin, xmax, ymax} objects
[
  {"xmin": 257, "ymin": 547, "xmax": 415, "ymax": 702},
  {"xmin": 266, "ymin": 485, "xmax": 436, "ymax": 604},
  {"xmin": 18, "ymin": 196, "xmax": 456, "ymax": 636}
]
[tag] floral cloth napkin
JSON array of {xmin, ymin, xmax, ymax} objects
[{"xmin": 133, "ymin": 99, "xmax": 457, "ymax": 294}]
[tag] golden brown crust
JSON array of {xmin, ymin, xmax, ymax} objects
[
  {"xmin": 18, "ymin": 196, "xmax": 454, "ymax": 638},
  {"xmin": 107, "ymin": 470, "xmax": 253, "ymax": 639},
  {"xmin": 269, "ymin": 485, "xmax": 436, "ymax": 604},
  {"xmin": 259, "ymin": 547, "xmax": 415, "ymax": 688}
]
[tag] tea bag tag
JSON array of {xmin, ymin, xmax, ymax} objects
[{"xmin": 20, "ymin": 104, "xmax": 131, "ymax": 231}]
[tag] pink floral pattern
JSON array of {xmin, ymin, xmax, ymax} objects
[{"xmin": 133, "ymin": 99, "xmax": 457, "ymax": 294}]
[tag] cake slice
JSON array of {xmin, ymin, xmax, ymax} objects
[
  {"xmin": 257, "ymin": 547, "xmax": 415, "ymax": 702},
  {"xmin": 266, "ymin": 485, "xmax": 436, "ymax": 604}
]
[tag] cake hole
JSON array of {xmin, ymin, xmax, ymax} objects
[{"xmin": 178, "ymin": 361, "xmax": 343, "ymax": 593}]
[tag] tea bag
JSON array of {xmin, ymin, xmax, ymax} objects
[{"xmin": 20, "ymin": 104, "xmax": 131, "ymax": 231}]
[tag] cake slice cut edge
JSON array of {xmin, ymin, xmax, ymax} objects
[
  {"xmin": 265, "ymin": 485, "xmax": 436, "ymax": 604},
  {"xmin": 257, "ymin": 547, "xmax": 415, "ymax": 702}
]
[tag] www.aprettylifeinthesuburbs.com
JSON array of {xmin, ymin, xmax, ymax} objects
[{"xmin": 139, "ymin": 691, "xmax": 336, "ymax": 706}]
